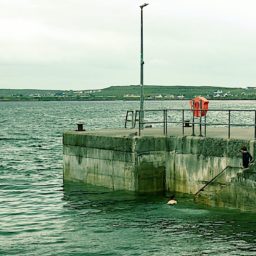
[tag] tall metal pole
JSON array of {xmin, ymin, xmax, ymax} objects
[{"xmin": 139, "ymin": 3, "xmax": 148, "ymax": 132}]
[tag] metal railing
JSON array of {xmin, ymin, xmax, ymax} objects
[
  {"xmin": 125, "ymin": 108, "xmax": 256, "ymax": 139},
  {"xmin": 194, "ymin": 165, "xmax": 231, "ymax": 197},
  {"xmin": 194, "ymin": 162, "xmax": 256, "ymax": 197}
]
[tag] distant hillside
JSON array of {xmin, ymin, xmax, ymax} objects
[
  {"xmin": 0, "ymin": 89, "xmax": 64, "ymax": 97},
  {"xmin": 97, "ymin": 85, "xmax": 256, "ymax": 100},
  {"xmin": 0, "ymin": 85, "xmax": 256, "ymax": 101},
  {"xmin": 98, "ymin": 85, "xmax": 221, "ymax": 97}
]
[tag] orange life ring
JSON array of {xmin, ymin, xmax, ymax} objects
[{"xmin": 190, "ymin": 96, "xmax": 209, "ymax": 117}]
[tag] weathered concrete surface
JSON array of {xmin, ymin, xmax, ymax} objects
[
  {"xmin": 194, "ymin": 167, "xmax": 256, "ymax": 212},
  {"xmin": 84, "ymin": 126, "xmax": 256, "ymax": 140},
  {"xmin": 63, "ymin": 127, "xmax": 256, "ymax": 211},
  {"xmin": 165, "ymin": 136, "xmax": 250, "ymax": 194},
  {"xmin": 63, "ymin": 133, "xmax": 136, "ymax": 191},
  {"xmin": 63, "ymin": 131, "xmax": 166, "ymax": 192}
]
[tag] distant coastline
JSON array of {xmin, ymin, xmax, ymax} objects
[
  {"xmin": 0, "ymin": 98, "xmax": 255, "ymax": 102},
  {"xmin": 1, "ymin": 85, "xmax": 256, "ymax": 101}
]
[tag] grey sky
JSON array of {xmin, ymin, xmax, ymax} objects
[{"xmin": 0, "ymin": 0, "xmax": 256, "ymax": 90}]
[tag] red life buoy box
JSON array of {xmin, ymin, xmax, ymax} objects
[{"xmin": 190, "ymin": 96, "xmax": 209, "ymax": 117}]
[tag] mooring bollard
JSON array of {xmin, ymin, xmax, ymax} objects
[
  {"xmin": 76, "ymin": 123, "xmax": 85, "ymax": 131},
  {"xmin": 184, "ymin": 120, "xmax": 191, "ymax": 127}
]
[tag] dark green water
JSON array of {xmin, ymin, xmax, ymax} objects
[{"xmin": 1, "ymin": 100, "xmax": 256, "ymax": 255}]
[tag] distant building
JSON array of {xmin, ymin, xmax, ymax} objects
[
  {"xmin": 29, "ymin": 94, "xmax": 41, "ymax": 98},
  {"xmin": 123, "ymin": 94, "xmax": 140, "ymax": 99},
  {"xmin": 213, "ymin": 90, "xmax": 223, "ymax": 98},
  {"xmin": 155, "ymin": 94, "xmax": 163, "ymax": 99},
  {"xmin": 164, "ymin": 95, "xmax": 175, "ymax": 99}
]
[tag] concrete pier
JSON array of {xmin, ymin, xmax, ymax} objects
[{"xmin": 63, "ymin": 127, "xmax": 256, "ymax": 212}]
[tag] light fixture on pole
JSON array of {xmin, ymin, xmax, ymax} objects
[{"xmin": 139, "ymin": 3, "xmax": 149, "ymax": 132}]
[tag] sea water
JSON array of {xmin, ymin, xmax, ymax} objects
[{"xmin": 1, "ymin": 100, "xmax": 256, "ymax": 256}]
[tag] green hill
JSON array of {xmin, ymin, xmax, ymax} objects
[
  {"xmin": 0, "ymin": 85, "xmax": 255, "ymax": 101},
  {"xmin": 97, "ymin": 85, "xmax": 255, "ymax": 100}
]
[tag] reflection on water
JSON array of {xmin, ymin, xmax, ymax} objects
[
  {"xmin": 62, "ymin": 182, "xmax": 256, "ymax": 256},
  {"xmin": 1, "ymin": 100, "xmax": 256, "ymax": 255}
]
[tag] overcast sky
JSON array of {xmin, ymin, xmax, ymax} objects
[{"xmin": 1, "ymin": 0, "xmax": 256, "ymax": 90}]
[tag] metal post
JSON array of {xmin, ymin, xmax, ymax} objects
[
  {"xmin": 166, "ymin": 110, "xmax": 168, "ymax": 136},
  {"xmin": 204, "ymin": 115, "xmax": 207, "ymax": 137},
  {"xmin": 182, "ymin": 109, "xmax": 184, "ymax": 135},
  {"xmin": 164, "ymin": 109, "xmax": 168, "ymax": 136},
  {"xmin": 254, "ymin": 111, "xmax": 256, "ymax": 140},
  {"xmin": 199, "ymin": 100, "xmax": 202, "ymax": 136},
  {"xmin": 192, "ymin": 100, "xmax": 195, "ymax": 136},
  {"xmin": 139, "ymin": 3, "xmax": 148, "ymax": 131},
  {"xmin": 131, "ymin": 111, "xmax": 134, "ymax": 128},
  {"xmin": 163, "ymin": 110, "xmax": 167, "ymax": 135},
  {"xmin": 228, "ymin": 110, "xmax": 231, "ymax": 139},
  {"xmin": 139, "ymin": 110, "xmax": 141, "ymax": 136}
]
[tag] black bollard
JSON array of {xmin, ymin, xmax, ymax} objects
[{"xmin": 77, "ymin": 123, "xmax": 85, "ymax": 131}]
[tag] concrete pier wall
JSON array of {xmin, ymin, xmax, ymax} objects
[
  {"xmin": 63, "ymin": 133, "xmax": 167, "ymax": 192},
  {"xmin": 165, "ymin": 136, "xmax": 251, "ymax": 194},
  {"xmin": 63, "ymin": 130, "xmax": 256, "ymax": 211},
  {"xmin": 63, "ymin": 133, "xmax": 136, "ymax": 191}
]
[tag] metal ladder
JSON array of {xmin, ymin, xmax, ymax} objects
[{"xmin": 124, "ymin": 110, "xmax": 139, "ymax": 128}]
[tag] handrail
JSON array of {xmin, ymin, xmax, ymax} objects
[
  {"xmin": 141, "ymin": 108, "xmax": 256, "ymax": 112},
  {"xmin": 194, "ymin": 165, "xmax": 232, "ymax": 197},
  {"xmin": 124, "ymin": 108, "xmax": 256, "ymax": 139}
]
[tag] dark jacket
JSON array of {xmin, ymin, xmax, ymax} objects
[{"xmin": 242, "ymin": 150, "xmax": 252, "ymax": 168}]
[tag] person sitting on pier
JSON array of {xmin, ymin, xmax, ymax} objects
[{"xmin": 240, "ymin": 146, "xmax": 253, "ymax": 169}]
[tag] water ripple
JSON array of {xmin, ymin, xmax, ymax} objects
[{"xmin": 1, "ymin": 101, "xmax": 256, "ymax": 255}]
